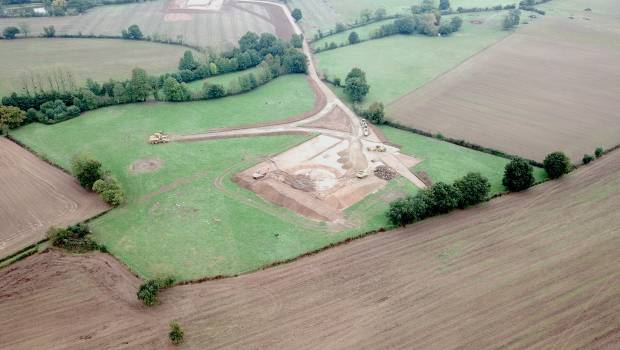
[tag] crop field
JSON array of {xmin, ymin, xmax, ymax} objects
[
  {"xmin": 0, "ymin": 138, "xmax": 108, "ymax": 260},
  {"xmin": 316, "ymin": 11, "xmax": 510, "ymax": 107},
  {"xmin": 388, "ymin": 13, "xmax": 620, "ymax": 162},
  {"xmin": 2, "ymin": 148, "xmax": 619, "ymax": 349},
  {"xmin": 0, "ymin": 0, "xmax": 286, "ymax": 51},
  {"xmin": 0, "ymin": 38, "xmax": 191, "ymax": 96},
  {"xmin": 10, "ymin": 72, "xmax": 517, "ymax": 280}
]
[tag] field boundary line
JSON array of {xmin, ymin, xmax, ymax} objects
[{"xmin": 387, "ymin": 28, "xmax": 516, "ymax": 108}]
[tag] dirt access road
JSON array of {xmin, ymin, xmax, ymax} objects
[
  {"xmin": 2, "ymin": 148, "xmax": 619, "ymax": 349},
  {"xmin": 0, "ymin": 138, "xmax": 108, "ymax": 259},
  {"xmin": 177, "ymin": 0, "xmax": 427, "ymax": 189}
]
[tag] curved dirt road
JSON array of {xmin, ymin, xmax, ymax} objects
[{"xmin": 176, "ymin": 0, "xmax": 426, "ymax": 188}]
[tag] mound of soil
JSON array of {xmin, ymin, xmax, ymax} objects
[
  {"xmin": 374, "ymin": 165, "xmax": 398, "ymax": 180},
  {"xmin": 130, "ymin": 158, "xmax": 163, "ymax": 174}
]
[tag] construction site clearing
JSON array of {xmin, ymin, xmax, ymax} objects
[{"xmin": 234, "ymin": 134, "xmax": 421, "ymax": 223}]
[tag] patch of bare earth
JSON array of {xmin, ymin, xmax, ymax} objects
[
  {"xmin": 129, "ymin": 158, "xmax": 163, "ymax": 174},
  {"xmin": 301, "ymin": 105, "xmax": 353, "ymax": 133},
  {"xmin": 0, "ymin": 138, "xmax": 108, "ymax": 259},
  {"xmin": 2, "ymin": 150, "xmax": 620, "ymax": 349},
  {"xmin": 388, "ymin": 17, "xmax": 620, "ymax": 162}
]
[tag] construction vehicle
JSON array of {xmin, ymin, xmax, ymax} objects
[
  {"xmin": 356, "ymin": 169, "xmax": 369, "ymax": 179},
  {"xmin": 252, "ymin": 168, "xmax": 268, "ymax": 180},
  {"xmin": 149, "ymin": 132, "xmax": 170, "ymax": 144}
]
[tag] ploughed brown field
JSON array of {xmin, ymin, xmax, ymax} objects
[
  {"xmin": 388, "ymin": 16, "xmax": 620, "ymax": 163},
  {"xmin": 2, "ymin": 148, "xmax": 619, "ymax": 349},
  {"xmin": 0, "ymin": 138, "xmax": 108, "ymax": 259}
]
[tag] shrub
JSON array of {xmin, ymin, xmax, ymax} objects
[
  {"xmin": 582, "ymin": 154, "xmax": 594, "ymax": 165},
  {"xmin": 427, "ymin": 182, "xmax": 461, "ymax": 214},
  {"xmin": 344, "ymin": 68, "xmax": 369, "ymax": 102},
  {"xmin": 543, "ymin": 151, "xmax": 571, "ymax": 179},
  {"xmin": 169, "ymin": 321, "xmax": 184, "ymax": 345},
  {"xmin": 348, "ymin": 31, "xmax": 360, "ymax": 44},
  {"xmin": 387, "ymin": 193, "xmax": 430, "ymax": 226},
  {"xmin": 291, "ymin": 8, "xmax": 303, "ymax": 22},
  {"xmin": 502, "ymin": 158, "xmax": 534, "ymax": 191},
  {"xmin": 203, "ymin": 83, "xmax": 226, "ymax": 99},
  {"xmin": 71, "ymin": 154, "xmax": 102, "ymax": 189},
  {"xmin": 162, "ymin": 77, "xmax": 191, "ymax": 102},
  {"xmin": 453, "ymin": 172, "xmax": 491, "ymax": 208},
  {"xmin": 364, "ymin": 102, "xmax": 385, "ymax": 124},
  {"xmin": 92, "ymin": 175, "xmax": 125, "ymax": 207},
  {"xmin": 595, "ymin": 147, "xmax": 604, "ymax": 158},
  {"xmin": 290, "ymin": 33, "xmax": 303, "ymax": 48},
  {"xmin": 3, "ymin": 26, "xmax": 19, "ymax": 39},
  {"xmin": 137, "ymin": 277, "xmax": 175, "ymax": 306},
  {"xmin": 0, "ymin": 105, "xmax": 26, "ymax": 130},
  {"xmin": 46, "ymin": 224, "xmax": 102, "ymax": 253}
]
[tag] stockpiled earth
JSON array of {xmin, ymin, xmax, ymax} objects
[
  {"xmin": 0, "ymin": 137, "xmax": 108, "ymax": 259},
  {"xmin": 388, "ymin": 4, "xmax": 620, "ymax": 162},
  {"xmin": 1, "ymin": 148, "xmax": 619, "ymax": 349},
  {"xmin": 316, "ymin": 11, "xmax": 510, "ymax": 107},
  {"xmin": 0, "ymin": 0, "xmax": 286, "ymax": 50},
  {"xmin": 0, "ymin": 38, "xmax": 192, "ymax": 96}
]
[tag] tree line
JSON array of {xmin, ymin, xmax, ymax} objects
[
  {"xmin": 0, "ymin": 31, "xmax": 308, "ymax": 128},
  {"xmin": 387, "ymin": 150, "xmax": 576, "ymax": 227}
]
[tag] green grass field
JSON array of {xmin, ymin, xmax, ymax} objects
[
  {"xmin": 316, "ymin": 11, "xmax": 509, "ymax": 107},
  {"xmin": 184, "ymin": 67, "xmax": 261, "ymax": 93},
  {"xmin": 380, "ymin": 127, "xmax": 547, "ymax": 194},
  {"xmin": 11, "ymin": 74, "xmax": 530, "ymax": 281},
  {"xmin": 0, "ymin": 38, "xmax": 191, "ymax": 97}
]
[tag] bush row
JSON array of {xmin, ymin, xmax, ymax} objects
[
  {"xmin": 46, "ymin": 223, "xmax": 106, "ymax": 253},
  {"xmin": 137, "ymin": 277, "xmax": 175, "ymax": 306},
  {"xmin": 71, "ymin": 154, "xmax": 125, "ymax": 207},
  {"xmin": 388, "ymin": 172, "xmax": 491, "ymax": 226}
]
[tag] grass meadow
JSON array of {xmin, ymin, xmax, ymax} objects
[
  {"xmin": 11, "ymin": 73, "xmax": 531, "ymax": 281},
  {"xmin": 315, "ymin": 11, "xmax": 509, "ymax": 107}
]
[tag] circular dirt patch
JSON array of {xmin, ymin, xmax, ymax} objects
[{"xmin": 130, "ymin": 158, "xmax": 164, "ymax": 174}]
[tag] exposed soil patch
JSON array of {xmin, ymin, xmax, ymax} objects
[
  {"xmin": 0, "ymin": 138, "xmax": 108, "ymax": 259},
  {"xmin": 415, "ymin": 171, "xmax": 433, "ymax": 187},
  {"xmin": 2, "ymin": 150, "xmax": 620, "ymax": 349},
  {"xmin": 129, "ymin": 158, "xmax": 163, "ymax": 174},
  {"xmin": 235, "ymin": 135, "xmax": 388, "ymax": 222},
  {"xmin": 302, "ymin": 105, "xmax": 352, "ymax": 133}
]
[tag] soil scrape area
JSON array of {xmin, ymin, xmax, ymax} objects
[{"xmin": 130, "ymin": 158, "xmax": 163, "ymax": 174}]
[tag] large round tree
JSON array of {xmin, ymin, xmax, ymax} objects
[
  {"xmin": 502, "ymin": 158, "xmax": 535, "ymax": 192},
  {"xmin": 543, "ymin": 151, "xmax": 571, "ymax": 179}
]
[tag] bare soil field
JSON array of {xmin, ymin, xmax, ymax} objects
[
  {"xmin": 388, "ymin": 16, "xmax": 620, "ymax": 162},
  {"xmin": 0, "ymin": 38, "xmax": 190, "ymax": 95},
  {"xmin": 0, "ymin": 0, "xmax": 288, "ymax": 50},
  {"xmin": 0, "ymin": 138, "xmax": 108, "ymax": 259},
  {"xmin": 2, "ymin": 148, "xmax": 619, "ymax": 349}
]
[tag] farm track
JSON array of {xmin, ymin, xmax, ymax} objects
[
  {"xmin": 2, "ymin": 148, "xmax": 619, "ymax": 349},
  {"xmin": 0, "ymin": 138, "xmax": 109, "ymax": 260}
]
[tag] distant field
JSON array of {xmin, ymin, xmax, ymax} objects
[
  {"xmin": 316, "ymin": 11, "xmax": 510, "ymax": 107},
  {"xmin": 0, "ymin": 0, "xmax": 281, "ymax": 50},
  {"xmin": 0, "ymin": 38, "xmax": 190, "ymax": 96},
  {"xmin": 291, "ymin": 0, "xmax": 518, "ymax": 33},
  {"xmin": 388, "ymin": 14, "xmax": 620, "ymax": 162}
]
